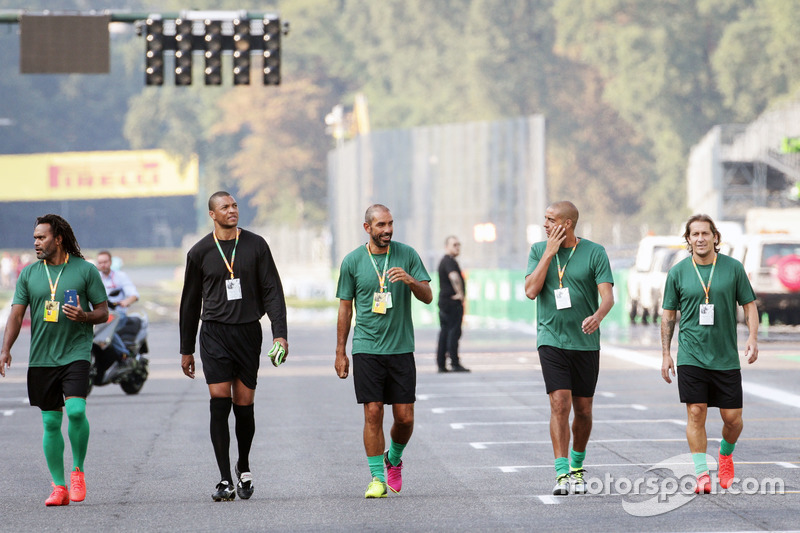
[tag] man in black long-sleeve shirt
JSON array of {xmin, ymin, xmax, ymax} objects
[{"xmin": 179, "ymin": 191, "xmax": 288, "ymax": 502}]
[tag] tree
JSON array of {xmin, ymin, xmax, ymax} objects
[
  {"xmin": 713, "ymin": 0, "xmax": 800, "ymax": 120},
  {"xmin": 551, "ymin": 0, "xmax": 748, "ymax": 227},
  {"xmin": 210, "ymin": 76, "xmax": 332, "ymax": 225}
]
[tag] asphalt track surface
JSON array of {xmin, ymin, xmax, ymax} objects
[{"xmin": 1, "ymin": 318, "xmax": 799, "ymax": 532}]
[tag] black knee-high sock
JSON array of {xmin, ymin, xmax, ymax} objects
[
  {"xmin": 210, "ymin": 397, "xmax": 233, "ymax": 483},
  {"xmin": 233, "ymin": 403, "xmax": 255, "ymax": 473}
]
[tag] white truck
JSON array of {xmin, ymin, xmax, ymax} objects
[
  {"xmin": 627, "ymin": 235, "xmax": 685, "ymax": 324},
  {"xmin": 732, "ymin": 234, "xmax": 800, "ymax": 325},
  {"xmin": 730, "ymin": 208, "xmax": 800, "ymax": 324}
]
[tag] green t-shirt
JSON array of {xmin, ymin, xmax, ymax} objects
[
  {"xmin": 662, "ymin": 253, "xmax": 755, "ymax": 370},
  {"xmin": 336, "ymin": 241, "xmax": 430, "ymax": 355},
  {"xmin": 13, "ymin": 256, "xmax": 108, "ymax": 367},
  {"xmin": 525, "ymin": 238, "xmax": 614, "ymax": 350}
]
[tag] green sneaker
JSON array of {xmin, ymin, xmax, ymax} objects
[
  {"xmin": 268, "ymin": 341, "xmax": 286, "ymax": 367},
  {"xmin": 552, "ymin": 473, "xmax": 571, "ymax": 496},
  {"xmin": 364, "ymin": 477, "xmax": 387, "ymax": 499},
  {"xmin": 570, "ymin": 468, "xmax": 587, "ymax": 494}
]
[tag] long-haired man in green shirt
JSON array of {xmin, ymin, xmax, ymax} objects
[
  {"xmin": 661, "ymin": 214, "xmax": 758, "ymax": 494},
  {"xmin": 1, "ymin": 215, "xmax": 109, "ymax": 506}
]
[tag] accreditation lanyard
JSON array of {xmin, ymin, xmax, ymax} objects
[
  {"xmin": 554, "ymin": 241, "xmax": 578, "ymax": 289},
  {"xmin": 213, "ymin": 228, "xmax": 240, "ymax": 279},
  {"xmin": 691, "ymin": 254, "xmax": 717, "ymax": 304},
  {"xmin": 44, "ymin": 255, "xmax": 69, "ymax": 300},
  {"xmin": 366, "ymin": 243, "xmax": 390, "ymax": 292}
]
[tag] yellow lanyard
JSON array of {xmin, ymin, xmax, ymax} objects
[
  {"xmin": 44, "ymin": 255, "xmax": 69, "ymax": 300},
  {"xmin": 555, "ymin": 240, "xmax": 578, "ymax": 289},
  {"xmin": 691, "ymin": 254, "xmax": 717, "ymax": 304},
  {"xmin": 366, "ymin": 244, "xmax": 390, "ymax": 292},
  {"xmin": 213, "ymin": 228, "xmax": 240, "ymax": 279}
]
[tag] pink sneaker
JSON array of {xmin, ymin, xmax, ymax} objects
[
  {"xmin": 718, "ymin": 453, "xmax": 735, "ymax": 489},
  {"xmin": 384, "ymin": 451, "xmax": 403, "ymax": 493},
  {"xmin": 695, "ymin": 473, "xmax": 711, "ymax": 494},
  {"xmin": 70, "ymin": 468, "xmax": 86, "ymax": 502},
  {"xmin": 45, "ymin": 483, "xmax": 70, "ymax": 506}
]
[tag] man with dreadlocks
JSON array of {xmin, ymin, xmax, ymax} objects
[{"xmin": 1, "ymin": 214, "xmax": 108, "ymax": 506}]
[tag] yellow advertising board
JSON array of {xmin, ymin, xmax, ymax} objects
[{"xmin": 0, "ymin": 150, "xmax": 198, "ymax": 201}]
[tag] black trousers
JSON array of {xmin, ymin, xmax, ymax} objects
[{"xmin": 437, "ymin": 301, "xmax": 464, "ymax": 370}]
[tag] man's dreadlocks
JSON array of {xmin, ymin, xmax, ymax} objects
[{"xmin": 36, "ymin": 214, "xmax": 84, "ymax": 259}]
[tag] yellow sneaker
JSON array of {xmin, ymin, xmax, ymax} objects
[{"xmin": 364, "ymin": 477, "xmax": 387, "ymax": 498}]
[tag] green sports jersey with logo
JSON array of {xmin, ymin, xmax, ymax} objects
[
  {"xmin": 13, "ymin": 256, "xmax": 108, "ymax": 367},
  {"xmin": 662, "ymin": 253, "xmax": 755, "ymax": 370},
  {"xmin": 526, "ymin": 238, "xmax": 614, "ymax": 351},
  {"xmin": 337, "ymin": 241, "xmax": 430, "ymax": 355}
]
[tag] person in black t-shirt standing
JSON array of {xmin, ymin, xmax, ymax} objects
[
  {"xmin": 179, "ymin": 191, "xmax": 288, "ymax": 502},
  {"xmin": 436, "ymin": 235, "xmax": 470, "ymax": 373}
]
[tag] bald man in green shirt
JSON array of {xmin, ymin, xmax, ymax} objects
[{"xmin": 525, "ymin": 201, "xmax": 615, "ymax": 496}]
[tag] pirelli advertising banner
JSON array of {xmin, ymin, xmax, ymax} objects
[{"xmin": 0, "ymin": 150, "xmax": 199, "ymax": 201}]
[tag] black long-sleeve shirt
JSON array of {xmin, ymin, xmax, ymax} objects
[{"xmin": 179, "ymin": 229, "xmax": 287, "ymax": 355}]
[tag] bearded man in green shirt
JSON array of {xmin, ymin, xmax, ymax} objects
[
  {"xmin": 335, "ymin": 204, "xmax": 432, "ymax": 499},
  {"xmin": 661, "ymin": 214, "xmax": 758, "ymax": 494}
]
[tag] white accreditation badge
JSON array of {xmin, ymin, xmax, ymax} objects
[
  {"xmin": 385, "ymin": 291, "xmax": 393, "ymax": 308},
  {"xmin": 225, "ymin": 278, "xmax": 243, "ymax": 301},
  {"xmin": 372, "ymin": 292, "xmax": 388, "ymax": 314},
  {"xmin": 699, "ymin": 303, "xmax": 714, "ymax": 325},
  {"xmin": 555, "ymin": 287, "xmax": 572, "ymax": 310}
]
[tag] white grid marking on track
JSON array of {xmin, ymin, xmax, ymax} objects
[
  {"xmin": 432, "ymin": 403, "xmax": 648, "ymax": 414},
  {"xmin": 469, "ymin": 437, "xmax": 720, "ymax": 449},
  {"xmin": 605, "ymin": 345, "xmax": 800, "ymax": 409},
  {"xmin": 450, "ymin": 418, "xmax": 687, "ymax": 430}
]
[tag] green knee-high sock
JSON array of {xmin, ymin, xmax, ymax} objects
[
  {"xmin": 692, "ymin": 453, "xmax": 709, "ymax": 475},
  {"xmin": 720, "ymin": 438, "xmax": 736, "ymax": 456},
  {"xmin": 65, "ymin": 398, "xmax": 90, "ymax": 472},
  {"xmin": 368, "ymin": 455, "xmax": 386, "ymax": 483},
  {"xmin": 570, "ymin": 448, "xmax": 586, "ymax": 470},
  {"xmin": 554, "ymin": 457, "xmax": 570, "ymax": 477},
  {"xmin": 388, "ymin": 439, "xmax": 407, "ymax": 467},
  {"xmin": 42, "ymin": 410, "xmax": 66, "ymax": 486}
]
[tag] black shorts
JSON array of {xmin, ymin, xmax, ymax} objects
[
  {"xmin": 27, "ymin": 360, "xmax": 91, "ymax": 411},
  {"xmin": 352, "ymin": 353, "xmax": 416, "ymax": 405},
  {"xmin": 199, "ymin": 320, "xmax": 262, "ymax": 390},
  {"xmin": 538, "ymin": 345, "xmax": 600, "ymax": 397},
  {"xmin": 678, "ymin": 365, "xmax": 743, "ymax": 409}
]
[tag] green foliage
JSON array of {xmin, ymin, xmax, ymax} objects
[
  {"xmin": 713, "ymin": 0, "xmax": 800, "ymax": 120},
  {"xmin": 210, "ymin": 76, "xmax": 333, "ymax": 226}
]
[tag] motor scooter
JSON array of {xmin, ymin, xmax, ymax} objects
[{"xmin": 88, "ymin": 297, "xmax": 149, "ymax": 395}]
